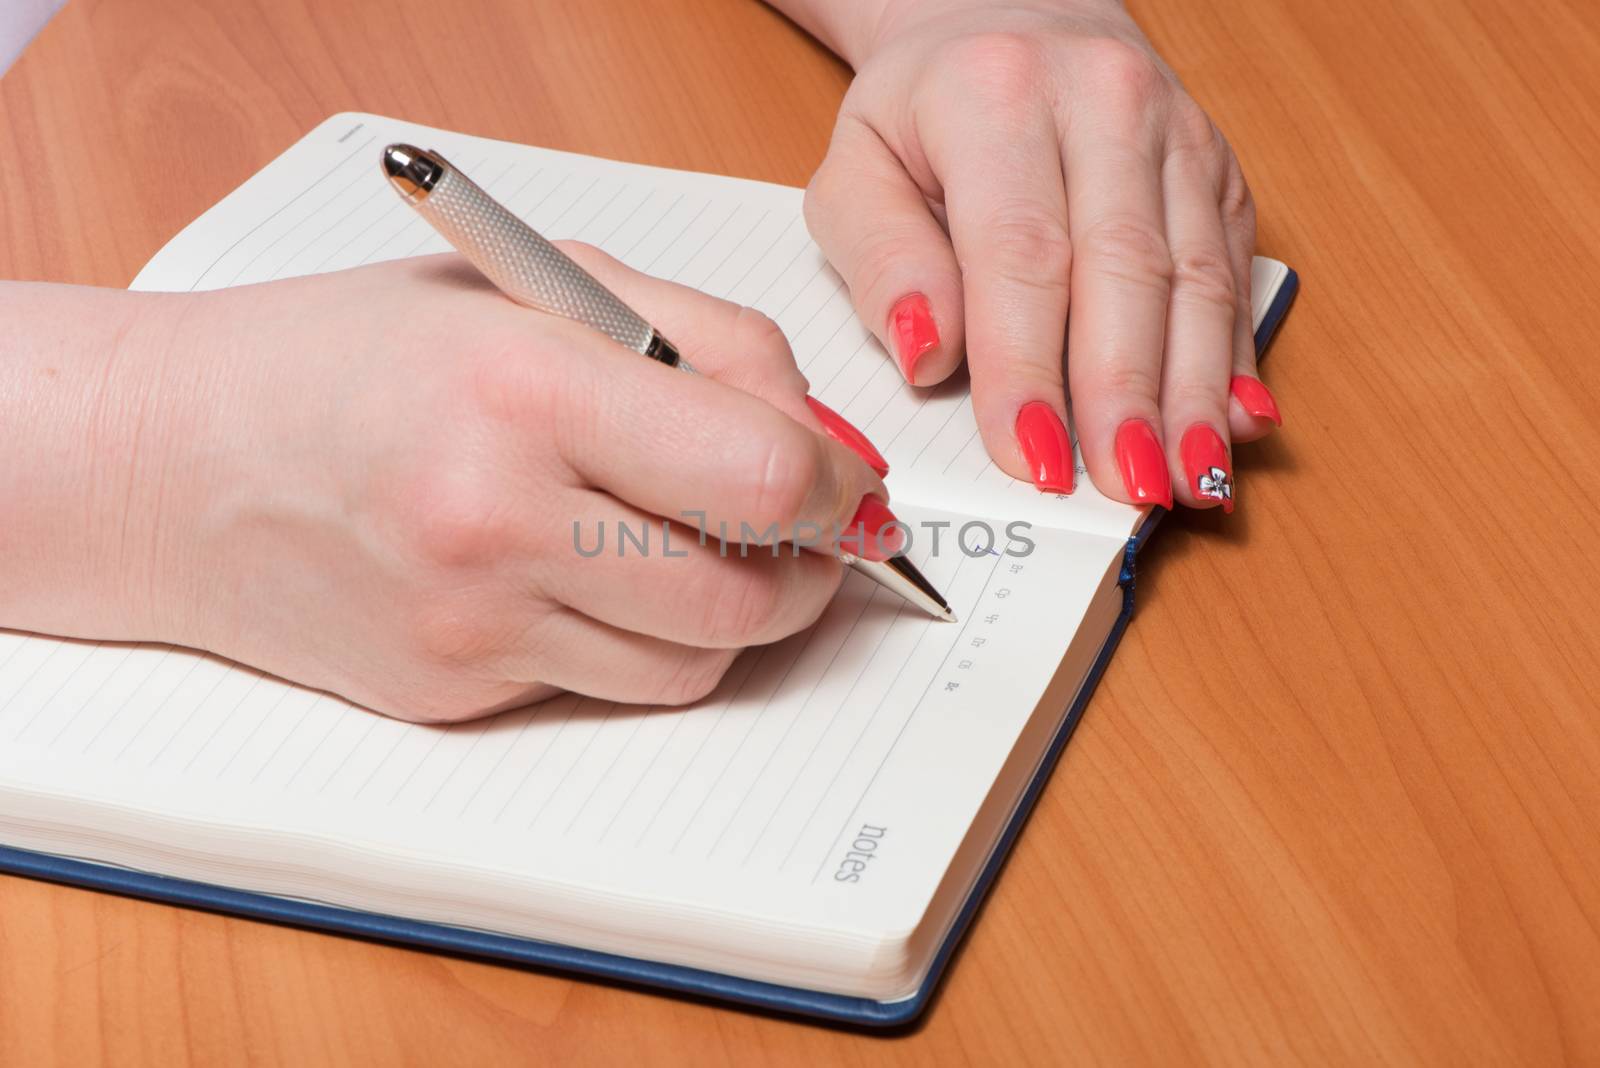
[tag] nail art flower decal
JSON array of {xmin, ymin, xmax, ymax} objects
[
  {"xmin": 1196, "ymin": 465, "xmax": 1232, "ymax": 503},
  {"xmin": 1179, "ymin": 424, "xmax": 1235, "ymax": 513}
]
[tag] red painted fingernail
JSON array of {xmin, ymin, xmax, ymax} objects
[
  {"xmin": 841, "ymin": 495, "xmax": 906, "ymax": 562},
  {"xmin": 1014, "ymin": 402, "xmax": 1074, "ymax": 494},
  {"xmin": 889, "ymin": 294, "xmax": 938, "ymax": 383},
  {"xmin": 1180, "ymin": 423, "xmax": 1235, "ymax": 513},
  {"xmin": 806, "ymin": 395, "xmax": 889, "ymax": 477},
  {"xmin": 1114, "ymin": 419, "xmax": 1174, "ymax": 509},
  {"xmin": 1230, "ymin": 375, "xmax": 1282, "ymax": 426}
]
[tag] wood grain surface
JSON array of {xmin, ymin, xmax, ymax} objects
[{"xmin": 3, "ymin": 0, "xmax": 1599, "ymax": 1063}]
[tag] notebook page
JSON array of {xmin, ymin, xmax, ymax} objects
[
  {"xmin": 0, "ymin": 511, "xmax": 1125, "ymax": 996},
  {"xmin": 1, "ymin": 114, "xmax": 1145, "ymax": 997}
]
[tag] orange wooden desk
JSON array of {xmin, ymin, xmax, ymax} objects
[{"xmin": 3, "ymin": 0, "xmax": 1599, "ymax": 1062}]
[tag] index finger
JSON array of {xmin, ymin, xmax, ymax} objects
[
  {"xmin": 528, "ymin": 318, "xmax": 896, "ymax": 559},
  {"xmin": 922, "ymin": 74, "xmax": 1077, "ymax": 495},
  {"xmin": 553, "ymin": 240, "xmax": 890, "ymax": 476}
]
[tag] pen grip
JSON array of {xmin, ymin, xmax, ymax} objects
[{"xmin": 418, "ymin": 164, "xmax": 660, "ymax": 356}]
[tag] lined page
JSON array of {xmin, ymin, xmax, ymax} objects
[
  {"xmin": 0, "ymin": 508, "xmax": 1124, "ymax": 948},
  {"xmin": 0, "ymin": 115, "xmax": 1281, "ymax": 987}
]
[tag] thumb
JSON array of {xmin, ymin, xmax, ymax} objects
[{"xmin": 803, "ymin": 115, "xmax": 965, "ymax": 388}]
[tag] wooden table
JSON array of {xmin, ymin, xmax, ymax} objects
[{"xmin": 4, "ymin": 0, "xmax": 1598, "ymax": 1062}]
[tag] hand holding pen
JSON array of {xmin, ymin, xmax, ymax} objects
[{"xmin": 382, "ymin": 144, "xmax": 953, "ymax": 622}]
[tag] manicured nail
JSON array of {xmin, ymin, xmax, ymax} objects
[
  {"xmin": 1180, "ymin": 423, "xmax": 1234, "ymax": 513},
  {"xmin": 1114, "ymin": 419, "xmax": 1174, "ymax": 509},
  {"xmin": 1014, "ymin": 402, "xmax": 1074, "ymax": 494},
  {"xmin": 806, "ymin": 395, "xmax": 889, "ymax": 477},
  {"xmin": 889, "ymin": 293, "xmax": 938, "ymax": 383},
  {"xmin": 1230, "ymin": 375, "xmax": 1282, "ymax": 426},
  {"xmin": 841, "ymin": 495, "xmax": 905, "ymax": 562}
]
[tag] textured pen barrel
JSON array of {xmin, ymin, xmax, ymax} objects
[{"xmin": 417, "ymin": 162, "xmax": 664, "ymax": 357}]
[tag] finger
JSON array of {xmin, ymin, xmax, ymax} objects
[
  {"xmin": 921, "ymin": 82, "xmax": 1077, "ymax": 493},
  {"xmin": 553, "ymin": 241, "xmax": 807, "ymax": 414},
  {"xmin": 555, "ymin": 241, "xmax": 890, "ymax": 475},
  {"xmin": 803, "ymin": 114, "xmax": 965, "ymax": 387},
  {"xmin": 517, "ymin": 320, "xmax": 898, "ymax": 560},
  {"xmin": 505, "ymin": 606, "xmax": 741, "ymax": 706},
  {"xmin": 1159, "ymin": 118, "xmax": 1238, "ymax": 512},
  {"xmin": 546, "ymin": 489, "xmax": 845, "ymax": 648},
  {"xmin": 1216, "ymin": 159, "xmax": 1279, "ymax": 440},
  {"xmin": 1063, "ymin": 94, "xmax": 1175, "ymax": 508}
]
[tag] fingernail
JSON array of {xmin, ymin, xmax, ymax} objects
[
  {"xmin": 1014, "ymin": 402, "xmax": 1074, "ymax": 494},
  {"xmin": 889, "ymin": 294, "xmax": 938, "ymax": 383},
  {"xmin": 1230, "ymin": 375, "xmax": 1282, "ymax": 426},
  {"xmin": 806, "ymin": 395, "xmax": 889, "ymax": 477},
  {"xmin": 1180, "ymin": 423, "xmax": 1235, "ymax": 513},
  {"xmin": 1114, "ymin": 419, "xmax": 1174, "ymax": 509},
  {"xmin": 841, "ymin": 495, "xmax": 906, "ymax": 563}
]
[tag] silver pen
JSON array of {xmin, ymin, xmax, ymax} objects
[{"xmin": 381, "ymin": 144, "xmax": 954, "ymax": 622}]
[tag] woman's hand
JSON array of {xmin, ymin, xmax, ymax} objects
[
  {"xmin": 777, "ymin": 0, "xmax": 1280, "ymax": 509},
  {"xmin": 0, "ymin": 251, "xmax": 896, "ymax": 722}
]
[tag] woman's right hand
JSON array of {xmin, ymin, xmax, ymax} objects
[{"xmin": 9, "ymin": 249, "xmax": 894, "ymax": 722}]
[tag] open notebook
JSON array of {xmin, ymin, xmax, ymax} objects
[{"xmin": 0, "ymin": 114, "xmax": 1297, "ymax": 1026}]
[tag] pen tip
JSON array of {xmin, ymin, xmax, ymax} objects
[{"xmin": 381, "ymin": 143, "xmax": 442, "ymax": 201}]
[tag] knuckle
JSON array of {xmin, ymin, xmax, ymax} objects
[
  {"xmin": 1003, "ymin": 361, "xmax": 1068, "ymax": 401},
  {"xmin": 1220, "ymin": 170, "xmax": 1256, "ymax": 233},
  {"xmin": 731, "ymin": 305, "xmax": 797, "ymax": 370},
  {"xmin": 411, "ymin": 601, "xmax": 512, "ymax": 670},
  {"xmin": 844, "ymin": 231, "xmax": 909, "ymax": 305},
  {"xmin": 468, "ymin": 337, "xmax": 561, "ymax": 424},
  {"xmin": 695, "ymin": 565, "xmax": 784, "ymax": 646},
  {"xmin": 399, "ymin": 467, "xmax": 518, "ymax": 570},
  {"xmin": 803, "ymin": 163, "xmax": 840, "ymax": 225},
  {"xmin": 1168, "ymin": 101, "xmax": 1218, "ymax": 157},
  {"xmin": 947, "ymin": 32, "xmax": 1049, "ymax": 105},
  {"xmin": 656, "ymin": 648, "xmax": 737, "ymax": 706},
  {"xmin": 984, "ymin": 205, "xmax": 1073, "ymax": 279},
  {"xmin": 1080, "ymin": 39, "xmax": 1167, "ymax": 107},
  {"xmin": 746, "ymin": 428, "xmax": 825, "ymax": 530},
  {"xmin": 837, "ymin": 224, "xmax": 951, "ymax": 329},
  {"xmin": 1093, "ymin": 360, "xmax": 1163, "ymax": 404},
  {"xmin": 1164, "ymin": 379, "xmax": 1226, "ymax": 413},
  {"xmin": 1170, "ymin": 246, "xmax": 1237, "ymax": 309},
  {"xmin": 1077, "ymin": 217, "xmax": 1173, "ymax": 294}
]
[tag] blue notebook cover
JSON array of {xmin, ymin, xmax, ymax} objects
[{"xmin": 0, "ymin": 270, "xmax": 1297, "ymax": 1029}]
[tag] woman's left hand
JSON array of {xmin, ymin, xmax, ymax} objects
[{"xmin": 790, "ymin": 0, "xmax": 1279, "ymax": 510}]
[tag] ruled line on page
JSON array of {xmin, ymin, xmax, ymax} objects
[
  {"xmin": 38, "ymin": 645, "xmax": 140, "ymax": 747},
  {"xmin": 490, "ymin": 697, "xmax": 583, "ymax": 825},
  {"xmin": 701, "ymin": 587, "xmax": 880, "ymax": 861},
  {"xmin": 12, "ymin": 642, "xmax": 105, "ymax": 740},
  {"xmin": 667, "ymin": 636, "xmax": 814, "ymax": 855},
  {"xmin": 189, "ymin": 134, "xmax": 378, "ymax": 291},
  {"xmin": 76, "ymin": 645, "xmax": 178, "ymax": 754},
  {"xmin": 631, "ymin": 649, "xmax": 768, "ymax": 847},
  {"xmin": 226, "ymin": 154, "xmax": 377, "ymax": 287},
  {"xmin": 739, "ymin": 594, "xmax": 907, "ymax": 866},
  {"xmin": 455, "ymin": 705, "xmax": 546, "ymax": 819},
  {"xmin": 522, "ymin": 702, "xmax": 620, "ymax": 831},
  {"xmin": 808, "ymin": 545, "xmax": 1009, "ymax": 883},
  {"xmin": 124, "ymin": 663, "xmax": 229, "ymax": 765}
]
